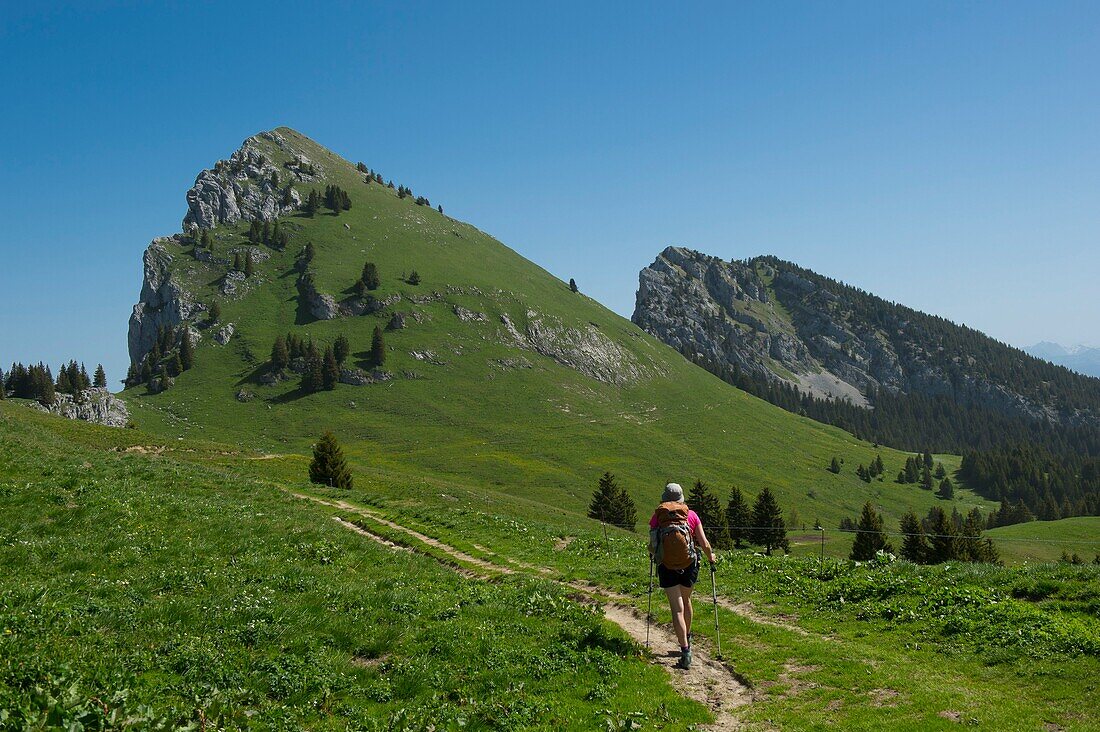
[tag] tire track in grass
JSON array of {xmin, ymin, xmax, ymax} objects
[{"xmin": 295, "ymin": 491, "xmax": 752, "ymax": 730}]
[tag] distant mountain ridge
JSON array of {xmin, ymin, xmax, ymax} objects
[
  {"xmin": 633, "ymin": 247, "xmax": 1100, "ymax": 428},
  {"xmin": 1025, "ymin": 342, "xmax": 1100, "ymax": 379}
]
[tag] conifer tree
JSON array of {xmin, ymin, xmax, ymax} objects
[
  {"xmin": 56, "ymin": 368, "xmax": 72, "ymax": 395},
  {"xmin": 899, "ymin": 511, "xmax": 928, "ymax": 563},
  {"xmin": 303, "ymin": 242, "xmax": 316, "ymax": 264},
  {"xmin": 725, "ymin": 486, "xmax": 751, "ymax": 548},
  {"xmin": 141, "ymin": 359, "xmax": 153, "ymax": 385},
  {"xmin": 370, "ymin": 326, "xmax": 385, "ymax": 366},
  {"xmin": 322, "ymin": 347, "xmax": 339, "ymax": 391},
  {"xmin": 924, "ymin": 451, "xmax": 935, "ymax": 470},
  {"xmin": 587, "ymin": 472, "xmax": 637, "ymax": 531},
  {"xmin": 244, "ymin": 251, "xmax": 255, "ymax": 278},
  {"xmin": 208, "ymin": 301, "xmax": 222, "ymax": 325},
  {"xmin": 305, "ymin": 189, "xmax": 320, "ymax": 216},
  {"xmin": 689, "ymin": 480, "xmax": 730, "ymax": 549},
  {"xmin": 271, "ymin": 336, "xmax": 290, "ymax": 372},
  {"xmin": 261, "ymin": 221, "xmax": 271, "ymax": 246},
  {"xmin": 750, "ymin": 486, "xmax": 789, "ymax": 555},
  {"xmin": 569, "ymin": 278, "xmax": 578, "ymax": 293},
  {"xmin": 871, "ymin": 455, "xmax": 885, "ymax": 476},
  {"xmin": 301, "ymin": 356, "xmax": 324, "ymax": 393},
  {"xmin": 79, "ymin": 362, "xmax": 90, "ymax": 390},
  {"xmin": 200, "ymin": 229, "xmax": 211, "ymax": 248},
  {"xmin": 850, "ymin": 502, "xmax": 893, "ymax": 560},
  {"xmin": 926, "ymin": 507, "xmax": 957, "ymax": 564},
  {"xmin": 934, "ymin": 463, "xmax": 947, "ymax": 480},
  {"xmin": 309, "ymin": 431, "xmax": 353, "ymax": 489},
  {"xmin": 333, "ymin": 334, "xmax": 350, "ymax": 365},
  {"xmin": 921, "ymin": 465, "xmax": 934, "ymax": 490},
  {"xmin": 248, "ymin": 220, "xmax": 262, "ymax": 243},
  {"xmin": 407, "ymin": 270, "xmax": 421, "ymax": 285},
  {"xmin": 38, "ymin": 367, "xmax": 55, "ymax": 406},
  {"xmin": 937, "ymin": 477, "xmax": 954, "ymax": 500},
  {"xmin": 233, "ymin": 252, "xmax": 242, "ymax": 272},
  {"xmin": 93, "ymin": 364, "xmax": 107, "ymax": 388},
  {"xmin": 362, "ymin": 262, "xmax": 380, "ymax": 290},
  {"xmin": 168, "ymin": 353, "xmax": 184, "ymax": 378},
  {"xmin": 828, "ymin": 457, "xmax": 841, "ymax": 474},
  {"xmin": 180, "ymin": 329, "xmax": 195, "ymax": 371}
]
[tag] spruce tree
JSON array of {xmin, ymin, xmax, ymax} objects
[
  {"xmin": 301, "ymin": 356, "xmax": 324, "ymax": 393},
  {"xmin": 322, "ymin": 347, "xmax": 339, "ymax": 391},
  {"xmin": 850, "ymin": 502, "xmax": 893, "ymax": 560},
  {"xmin": 168, "ymin": 352, "xmax": 184, "ymax": 378},
  {"xmin": 926, "ymin": 507, "xmax": 957, "ymax": 564},
  {"xmin": 333, "ymin": 334, "xmax": 350, "ymax": 365},
  {"xmin": 271, "ymin": 336, "xmax": 290, "ymax": 372},
  {"xmin": 937, "ymin": 477, "xmax": 954, "ymax": 500},
  {"xmin": 934, "ymin": 463, "xmax": 947, "ymax": 480},
  {"xmin": 79, "ymin": 363, "xmax": 90, "ymax": 390},
  {"xmin": 93, "ymin": 364, "xmax": 107, "ymax": 388},
  {"xmin": 305, "ymin": 189, "xmax": 320, "ymax": 217},
  {"xmin": 828, "ymin": 457, "xmax": 841, "ymax": 474},
  {"xmin": 921, "ymin": 465, "xmax": 934, "ymax": 490},
  {"xmin": 362, "ymin": 262, "xmax": 380, "ymax": 290},
  {"xmin": 587, "ymin": 472, "xmax": 636, "ymax": 531},
  {"xmin": 180, "ymin": 329, "xmax": 195, "ymax": 371},
  {"xmin": 725, "ymin": 486, "xmax": 751, "ymax": 549},
  {"xmin": 56, "ymin": 368, "xmax": 72, "ymax": 395},
  {"xmin": 141, "ymin": 358, "xmax": 153, "ymax": 385},
  {"xmin": 233, "ymin": 252, "xmax": 242, "ymax": 272},
  {"xmin": 407, "ymin": 270, "xmax": 421, "ymax": 285},
  {"xmin": 309, "ymin": 431, "xmax": 353, "ymax": 488},
  {"xmin": 244, "ymin": 251, "xmax": 255, "ymax": 278},
  {"xmin": 899, "ymin": 511, "xmax": 928, "ymax": 563},
  {"xmin": 208, "ymin": 301, "xmax": 222, "ymax": 325},
  {"xmin": 871, "ymin": 455, "xmax": 885, "ymax": 476},
  {"xmin": 688, "ymin": 480, "xmax": 729, "ymax": 549},
  {"xmin": 370, "ymin": 326, "xmax": 385, "ymax": 366},
  {"xmin": 750, "ymin": 486, "xmax": 789, "ymax": 555},
  {"xmin": 569, "ymin": 278, "xmax": 578, "ymax": 293}
]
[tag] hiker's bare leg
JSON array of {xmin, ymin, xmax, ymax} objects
[
  {"xmin": 681, "ymin": 586, "xmax": 694, "ymax": 639},
  {"xmin": 664, "ymin": 586, "xmax": 689, "ymax": 647}
]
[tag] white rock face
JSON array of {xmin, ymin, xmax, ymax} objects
[
  {"xmin": 128, "ymin": 238, "xmax": 202, "ymax": 366},
  {"xmin": 44, "ymin": 388, "xmax": 130, "ymax": 428},
  {"xmin": 498, "ymin": 311, "xmax": 646, "ymax": 385},
  {"xmin": 182, "ymin": 131, "xmax": 312, "ymax": 230}
]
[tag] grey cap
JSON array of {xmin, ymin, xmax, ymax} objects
[{"xmin": 662, "ymin": 482, "xmax": 684, "ymax": 502}]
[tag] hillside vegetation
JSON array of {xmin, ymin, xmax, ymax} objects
[{"xmin": 121, "ymin": 128, "xmax": 995, "ymax": 536}]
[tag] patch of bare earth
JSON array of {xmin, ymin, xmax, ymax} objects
[{"xmin": 869, "ymin": 688, "xmax": 900, "ymax": 707}]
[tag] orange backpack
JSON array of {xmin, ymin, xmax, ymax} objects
[{"xmin": 650, "ymin": 501, "xmax": 696, "ymax": 570}]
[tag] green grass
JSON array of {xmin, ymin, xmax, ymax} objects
[
  {"xmin": 122, "ymin": 127, "xmax": 995, "ymax": 545},
  {"xmin": 988, "ymin": 517, "xmax": 1100, "ymax": 564},
  {"xmin": 4, "ymin": 403, "xmax": 1100, "ymax": 730},
  {"xmin": 0, "ymin": 404, "xmax": 706, "ymax": 730}
]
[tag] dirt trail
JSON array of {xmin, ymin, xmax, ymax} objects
[{"xmin": 296, "ymin": 491, "xmax": 753, "ymax": 729}]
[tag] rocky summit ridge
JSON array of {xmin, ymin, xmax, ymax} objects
[{"xmin": 632, "ymin": 246, "xmax": 1099, "ymax": 425}]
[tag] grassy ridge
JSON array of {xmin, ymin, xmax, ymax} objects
[
  {"xmin": 123, "ymin": 127, "xmax": 995, "ymax": 539},
  {"xmin": 988, "ymin": 517, "xmax": 1100, "ymax": 564}
]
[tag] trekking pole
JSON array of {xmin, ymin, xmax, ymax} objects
[
  {"xmin": 646, "ymin": 558, "xmax": 654, "ymax": 650},
  {"xmin": 709, "ymin": 560, "xmax": 722, "ymax": 659}
]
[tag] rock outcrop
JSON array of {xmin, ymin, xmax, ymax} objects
[
  {"xmin": 500, "ymin": 311, "xmax": 645, "ymax": 385},
  {"xmin": 182, "ymin": 130, "xmax": 315, "ymax": 230},
  {"xmin": 40, "ymin": 388, "xmax": 130, "ymax": 427},
  {"xmin": 127, "ymin": 238, "xmax": 203, "ymax": 367}
]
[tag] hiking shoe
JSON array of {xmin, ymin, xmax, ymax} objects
[
  {"xmin": 687, "ymin": 632, "xmax": 692, "ymax": 647},
  {"xmin": 676, "ymin": 648, "xmax": 692, "ymax": 670}
]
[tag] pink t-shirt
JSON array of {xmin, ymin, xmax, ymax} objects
[{"xmin": 650, "ymin": 509, "xmax": 702, "ymax": 532}]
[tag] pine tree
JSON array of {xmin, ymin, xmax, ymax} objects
[
  {"xmin": 248, "ymin": 220, "xmax": 262, "ymax": 243},
  {"xmin": 244, "ymin": 251, "xmax": 255, "ymax": 278},
  {"xmin": 407, "ymin": 270, "xmax": 420, "ymax": 285},
  {"xmin": 569, "ymin": 278, "xmax": 578, "ymax": 293},
  {"xmin": 93, "ymin": 364, "xmax": 107, "ymax": 388},
  {"xmin": 305, "ymin": 189, "xmax": 320, "ymax": 216},
  {"xmin": 899, "ymin": 511, "xmax": 928, "ymax": 563},
  {"xmin": 208, "ymin": 301, "xmax": 221, "ymax": 325},
  {"xmin": 56, "ymin": 367, "xmax": 72, "ymax": 395},
  {"xmin": 937, "ymin": 477, "xmax": 954, "ymax": 500},
  {"xmin": 921, "ymin": 465, "xmax": 934, "ymax": 490},
  {"xmin": 179, "ymin": 329, "xmax": 194, "ymax": 371},
  {"xmin": 828, "ymin": 457, "xmax": 841, "ymax": 474},
  {"xmin": 750, "ymin": 486, "xmax": 789, "ymax": 555},
  {"xmin": 688, "ymin": 480, "xmax": 729, "ymax": 548},
  {"xmin": 850, "ymin": 502, "xmax": 893, "ymax": 560},
  {"xmin": 38, "ymin": 367, "xmax": 55, "ymax": 406},
  {"xmin": 271, "ymin": 336, "xmax": 290, "ymax": 372},
  {"xmin": 856, "ymin": 464, "xmax": 869, "ymax": 482},
  {"xmin": 871, "ymin": 455, "xmax": 885, "ymax": 476},
  {"xmin": 141, "ymin": 358, "xmax": 153, "ymax": 385},
  {"xmin": 168, "ymin": 352, "xmax": 184, "ymax": 378},
  {"xmin": 200, "ymin": 229, "xmax": 211, "ymax": 248},
  {"xmin": 309, "ymin": 432, "xmax": 353, "ymax": 488},
  {"xmin": 438, "ymin": 204, "xmax": 443, "ymax": 214},
  {"xmin": 725, "ymin": 486, "xmax": 751, "ymax": 549},
  {"xmin": 333, "ymin": 334, "xmax": 350, "ymax": 365},
  {"xmin": 924, "ymin": 451, "xmax": 935, "ymax": 470},
  {"xmin": 322, "ymin": 347, "xmax": 339, "ymax": 391},
  {"xmin": 934, "ymin": 463, "xmax": 947, "ymax": 480},
  {"xmin": 261, "ymin": 221, "xmax": 271, "ymax": 246},
  {"xmin": 233, "ymin": 252, "xmax": 242, "ymax": 272},
  {"xmin": 370, "ymin": 326, "xmax": 385, "ymax": 366},
  {"xmin": 362, "ymin": 262, "xmax": 380, "ymax": 290}
]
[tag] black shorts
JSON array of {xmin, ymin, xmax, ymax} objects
[{"xmin": 657, "ymin": 560, "xmax": 699, "ymax": 589}]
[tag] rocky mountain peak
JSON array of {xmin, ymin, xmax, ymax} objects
[{"xmin": 182, "ymin": 129, "xmax": 325, "ymax": 230}]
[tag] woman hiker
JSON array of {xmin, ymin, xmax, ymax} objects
[{"xmin": 649, "ymin": 482, "xmax": 716, "ymax": 670}]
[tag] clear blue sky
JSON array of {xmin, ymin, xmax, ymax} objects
[{"xmin": 2, "ymin": 1, "xmax": 1098, "ymax": 386}]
